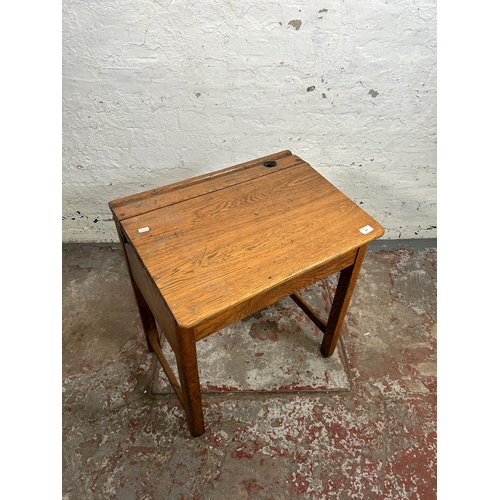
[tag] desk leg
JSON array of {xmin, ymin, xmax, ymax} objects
[
  {"xmin": 114, "ymin": 219, "xmax": 158, "ymax": 353},
  {"xmin": 175, "ymin": 333, "xmax": 206, "ymax": 437},
  {"xmin": 321, "ymin": 243, "xmax": 368, "ymax": 358},
  {"xmin": 131, "ymin": 280, "xmax": 160, "ymax": 353}
]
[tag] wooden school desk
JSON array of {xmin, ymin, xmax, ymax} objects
[{"xmin": 109, "ymin": 151, "xmax": 384, "ymax": 437}]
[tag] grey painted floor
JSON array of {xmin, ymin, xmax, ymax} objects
[{"xmin": 62, "ymin": 239, "xmax": 437, "ymax": 499}]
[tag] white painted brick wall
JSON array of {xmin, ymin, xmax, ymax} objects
[{"xmin": 62, "ymin": 0, "xmax": 436, "ymax": 242}]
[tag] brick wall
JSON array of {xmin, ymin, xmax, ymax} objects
[{"xmin": 62, "ymin": 0, "xmax": 436, "ymax": 242}]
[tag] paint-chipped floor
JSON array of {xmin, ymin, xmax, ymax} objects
[{"xmin": 62, "ymin": 239, "xmax": 437, "ymax": 499}]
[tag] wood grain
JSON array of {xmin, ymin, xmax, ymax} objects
[
  {"xmin": 110, "ymin": 150, "xmax": 296, "ymax": 221},
  {"xmin": 186, "ymin": 247, "xmax": 357, "ymax": 341},
  {"xmin": 118, "ymin": 160, "xmax": 384, "ymax": 332}
]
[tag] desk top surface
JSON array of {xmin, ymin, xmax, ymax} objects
[{"xmin": 109, "ymin": 151, "xmax": 384, "ymax": 329}]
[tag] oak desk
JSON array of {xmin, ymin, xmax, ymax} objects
[{"xmin": 109, "ymin": 151, "xmax": 384, "ymax": 437}]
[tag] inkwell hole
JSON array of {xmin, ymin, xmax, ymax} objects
[{"xmin": 263, "ymin": 161, "xmax": 277, "ymax": 168}]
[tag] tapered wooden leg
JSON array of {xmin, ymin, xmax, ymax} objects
[
  {"xmin": 174, "ymin": 334, "xmax": 205, "ymax": 437},
  {"xmin": 321, "ymin": 244, "xmax": 368, "ymax": 358},
  {"xmin": 114, "ymin": 218, "xmax": 159, "ymax": 352}
]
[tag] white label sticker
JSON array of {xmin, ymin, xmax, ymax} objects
[
  {"xmin": 138, "ymin": 227, "xmax": 150, "ymax": 233},
  {"xmin": 359, "ymin": 225, "xmax": 374, "ymax": 235}
]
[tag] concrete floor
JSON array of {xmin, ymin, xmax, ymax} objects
[{"xmin": 62, "ymin": 239, "xmax": 436, "ymax": 499}]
